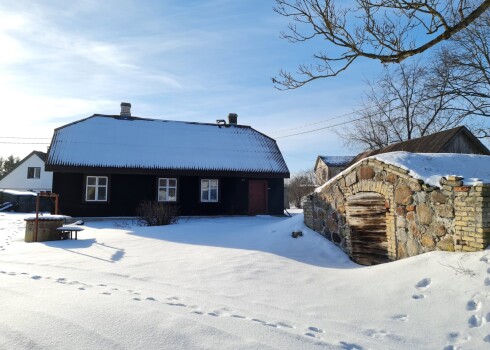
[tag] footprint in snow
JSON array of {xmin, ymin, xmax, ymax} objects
[
  {"xmin": 167, "ymin": 303, "xmax": 186, "ymax": 307},
  {"xmin": 466, "ymin": 299, "xmax": 482, "ymax": 311},
  {"xmin": 308, "ymin": 326, "xmax": 324, "ymax": 333},
  {"xmin": 191, "ymin": 311, "xmax": 204, "ymax": 315},
  {"xmin": 412, "ymin": 294, "xmax": 425, "ymax": 300},
  {"xmin": 468, "ymin": 314, "xmax": 483, "ymax": 328},
  {"xmin": 207, "ymin": 312, "xmax": 220, "ymax": 317},
  {"xmin": 276, "ymin": 322, "xmax": 294, "ymax": 329},
  {"xmin": 145, "ymin": 297, "xmax": 156, "ymax": 301},
  {"xmin": 484, "ymin": 277, "xmax": 490, "ymax": 286},
  {"xmin": 484, "ymin": 335, "xmax": 490, "ymax": 343},
  {"xmin": 391, "ymin": 314, "xmax": 409, "ymax": 322},
  {"xmin": 415, "ymin": 278, "xmax": 432, "ymax": 290},
  {"xmin": 446, "ymin": 331, "xmax": 471, "ymax": 348},
  {"xmin": 304, "ymin": 332, "xmax": 317, "ymax": 338},
  {"xmin": 31, "ymin": 275, "xmax": 41, "ymax": 280},
  {"xmin": 365, "ymin": 329, "xmax": 389, "ymax": 339},
  {"xmin": 251, "ymin": 319, "xmax": 266, "ymax": 324},
  {"xmin": 133, "ymin": 298, "xmax": 141, "ymax": 301},
  {"xmin": 338, "ymin": 341, "xmax": 364, "ymax": 350},
  {"xmin": 443, "ymin": 346, "xmax": 459, "ymax": 350},
  {"xmin": 100, "ymin": 292, "xmax": 111, "ymax": 296},
  {"xmin": 231, "ymin": 315, "xmax": 246, "ymax": 319}
]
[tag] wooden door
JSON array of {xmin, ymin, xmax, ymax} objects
[
  {"xmin": 249, "ymin": 180, "xmax": 268, "ymax": 215},
  {"xmin": 346, "ymin": 192, "xmax": 389, "ymax": 265}
]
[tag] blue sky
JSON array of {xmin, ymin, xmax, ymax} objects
[{"xmin": 0, "ymin": 0, "xmax": 399, "ymax": 173}]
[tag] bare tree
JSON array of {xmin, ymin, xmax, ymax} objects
[
  {"xmin": 340, "ymin": 61, "xmax": 470, "ymax": 149},
  {"xmin": 273, "ymin": 0, "xmax": 490, "ymax": 89},
  {"xmin": 432, "ymin": 10, "xmax": 490, "ymax": 138},
  {"xmin": 286, "ymin": 169, "xmax": 317, "ymax": 208}
]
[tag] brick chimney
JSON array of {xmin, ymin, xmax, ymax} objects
[
  {"xmin": 228, "ymin": 113, "xmax": 238, "ymax": 125},
  {"xmin": 120, "ymin": 102, "xmax": 131, "ymax": 118}
]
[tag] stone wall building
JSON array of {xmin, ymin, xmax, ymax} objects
[
  {"xmin": 314, "ymin": 156, "xmax": 354, "ymax": 184},
  {"xmin": 303, "ymin": 152, "xmax": 490, "ymax": 265}
]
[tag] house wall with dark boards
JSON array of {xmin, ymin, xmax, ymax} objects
[{"xmin": 52, "ymin": 173, "xmax": 284, "ymax": 217}]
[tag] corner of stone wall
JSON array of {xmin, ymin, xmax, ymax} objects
[{"xmin": 453, "ymin": 183, "xmax": 490, "ymax": 252}]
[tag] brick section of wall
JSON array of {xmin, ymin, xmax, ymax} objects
[{"xmin": 454, "ymin": 184, "xmax": 490, "ymax": 252}]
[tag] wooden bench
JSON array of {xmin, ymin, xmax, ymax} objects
[{"xmin": 57, "ymin": 226, "xmax": 84, "ymax": 240}]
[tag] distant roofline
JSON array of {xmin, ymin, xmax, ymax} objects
[
  {"xmin": 314, "ymin": 155, "xmax": 355, "ymax": 171},
  {"xmin": 347, "ymin": 125, "xmax": 490, "ymax": 166}
]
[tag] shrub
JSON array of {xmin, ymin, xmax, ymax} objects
[{"xmin": 136, "ymin": 201, "xmax": 179, "ymax": 226}]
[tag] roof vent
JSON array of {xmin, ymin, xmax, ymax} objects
[
  {"xmin": 120, "ymin": 102, "xmax": 131, "ymax": 118},
  {"xmin": 228, "ymin": 113, "xmax": 238, "ymax": 125},
  {"xmin": 216, "ymin": 119, "xmax": 226, "ymax": 128}
]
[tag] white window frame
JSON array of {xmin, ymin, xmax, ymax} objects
[
  {"xmin": 158, "ymin": 178, "xmax": 177, "ymax": 202},
  {"xmin": 200, "ymin": 179, "xmax": 219, "ymax": 202},
  {"xmin": 27, "ymin": 167, "xmax": 41, "ymax": 179},
  {"xmin": 85, "ymin": 176, "xmax": 108, "ymax": 202}
]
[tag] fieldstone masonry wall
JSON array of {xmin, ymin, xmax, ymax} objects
[{"xmin": 303, "ymin": 158, "xmax": 490, "ymax": 263}]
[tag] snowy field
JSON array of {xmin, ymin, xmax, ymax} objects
[{"xmin": 0, "ymin": 212, "xmax": 489, "ymax": 350}]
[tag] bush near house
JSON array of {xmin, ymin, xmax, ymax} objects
[{"xmin": 136, "ymin": 201, "xmax": 179, "ymax": 226}]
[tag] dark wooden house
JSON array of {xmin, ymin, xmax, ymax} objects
[
  {"xmin": 45, "ymin": 104, "xmax": 290, "ymax": 217},
  {"xmin": 349, "ymin": 126, "xmax": 490, "ymax": 165}
]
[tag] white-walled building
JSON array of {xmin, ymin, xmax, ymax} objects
[{"xmin": 0, "ymin": 151, "xmax": 52, "ymax": 192}]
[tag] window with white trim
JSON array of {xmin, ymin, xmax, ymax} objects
[
  {"xmin": 27, "ymin": 167, "xmax": 41, "ymax": 179},
  {"xmin": 158, "ymin": 178, "xmax": 177, "ymax": 202},
  {"xmin": 85, "ymin": 176, "xmax": 108, "ymax": 202},
  {"xmin": 200, "ymin": 179, "xmax": 218, "ymax": 202}
]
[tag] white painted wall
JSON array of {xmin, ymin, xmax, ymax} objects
[{"xmin": 0, "ymin": 154, "xmax": 52, "ymax": 192}]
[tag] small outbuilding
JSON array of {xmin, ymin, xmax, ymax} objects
[
  {"xmin": 303, "ymin": 152, "xmax": 490, "ymax": 265},
  {"xmin": 314, "ymin": 156, "xmax": 354, "ymax": 184}
]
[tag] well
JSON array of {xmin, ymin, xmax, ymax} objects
[{"xmin": 24, "ymin": 215, "xmax": 70, "ymax": 242}]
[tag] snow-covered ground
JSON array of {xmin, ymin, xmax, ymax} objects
[{"xmin": 0, "ymin": 212, "xmax": 489, "ymax": 350}]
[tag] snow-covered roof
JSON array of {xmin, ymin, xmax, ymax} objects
[
  {"xmin": 317, "ymin": 151, "xmax": 490, "ymax": 192},
  {"xmin": 0, "ymin": 189, "xmax": 37, "ymax": 196},
  {"xmin": 318, "ymin": 156, "xmax": 355, "ymax": 167},
  {"xmin": 46, "ymin": 115, "xmax": 289, "ymax": 175},
  {"xmin": 374, "ymin": 152, "xmax": 490, "ymax": 187}
]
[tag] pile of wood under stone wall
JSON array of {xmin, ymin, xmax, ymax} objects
[{"xmin": 303, "ymin": 158, "xmax": 490, "ymax": 264}]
